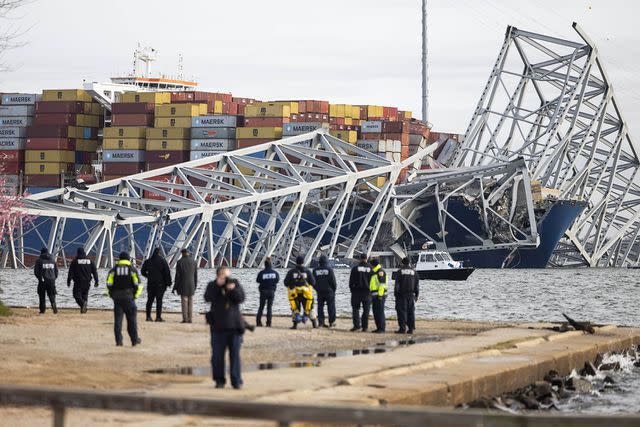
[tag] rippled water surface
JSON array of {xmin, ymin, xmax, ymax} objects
[{"xmin": 2, "ymin": 267, "xmax": 638, "ymax": 325}]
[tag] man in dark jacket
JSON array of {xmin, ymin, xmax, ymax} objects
[
  {"xmin": 106, "ymin": 251, "xmax": 142, "ymax": 347},
  {"xmin": 394, "ymin": 257, "xmax": 419, "ymax": 334},
  {"xmin": 204, "ymin": 266, "xmax": 246, "ymax": 389},
  {"xmin": 313, "ymin": 255, "xmax": 337, "ymax": 328},
  {"xmin": 256, "ymin": 257, "xmax": 279, "ymax": 327},
  {"xmin": 141, "ymin": 248, "xmax": 172, "ymax": 322},
  {"xmin": 348, "ymin": 253, "xmax": 372, "ymax": 331},
  {"xmin": 174, "ymin": 249, "xmax": 198, "ymax": 323},
  {"xmin": 284, "ymin": 256, "xmax": 317, "ymax": 329},
  {"xmin": 34, "ymin": 247, "xmax": 59, "ymax": 314},
  {"xmin": 67, "ymin": 247, "xmax": 99, "ymax": 313}
]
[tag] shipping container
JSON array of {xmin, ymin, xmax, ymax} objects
[
  {"xmin": 120, "ymin": 92, "xmax": 171, "ymax": 104},
  {"xmin": 329, "ymin": 130, "xmax": 357, "ymax": 143},
  {"xmin": 0, "ymin": 149, "xmax": 24, "ymax": 163},
  {"xmin": 356, "ymin": 140, "xmax": 385, "ymax": 153},
  {"xmin": 146, "ymin": 127, "xmax": 191, "ymax": 140},
  {"xmin": 236, "ymin": 139, "xmax": 274, "ymax": 149},
  {"xmin": 146, "ymin": 139, "xmax": 190, "ymax": 151},
  {"xmin": 243, "ymin": 117, "xmax": 289, "ymax": 127},
  {"xmin": 292, "ymin": 100, "xmax": 329, "ymax": 114},
  {"xmin": 190, "ymin": 139, "xmax": 235, "ymax": 151},
  {"xmin": 28, "ymin": 125, "xmax": 78, "ymax": 139},
  {"xmin": 190, "ymin": 150, "xmax": 221, "ymax": 160},
  {"xmin": 25, "ymin": 150, "xmax": 75, "ymax": 163},
  {"xmin": 103, "ymin": 162, "xmax": 145, "ymax": 176},
  {"xmin": 190, "ymin": 127, "xmax": 237, "ymax": 139},
  {"xmin": 0, "ymin": 127, "xmax": 27, "ymax": 138},
  {"xmin": 42, "ymin": 89, "xmax": 92, "ymax": 102},
  {"xmin": 382, "ymin": 121, "xmax": 408, "ymax": 133},
  {"xmin": 26, "ymin": 138, "xmax": 76, "ymax": 151},
  {"xmin": 35, "ymin": 101, "xmax": 85, "ymax": 114},
  {"xmin": 366, "ymin": 105, "xmax": 384, "ymax": 119},
  {"xmin": 236, "ymin": 127, "xmax": 282, "ymax": 139},
  {"xmin": 383, "ymin": 132, "xmax": 410, "ymax": 146},
  {"xmin": 255, "ymin": 101, "xmax": 298, "ymax": 115},
  {"xmin": 145, "ymin": 150, "xmax": 189, "ymax": 164},
  {"xmin": 76, "ymin": 139, "xmax": 98, "ymax": 152},
  {"xmin": 155, "ymin": 103, "xmax": 207, "ymax": 118},
  {"xmin": 25, "ymin": 162, "xmax": 75, "ymax": 175},
  {"xmin": 244, "ymin": 104, "xmax": 290, "ymax": 118},
  {"xmin": 103, "ymin": 126, "xmax": 147, "ymax": 139},
  {"xmin": 103, "ymin": 150, "xmax": 145, "ymax": 163},
  {"xmin": 0, "ymin": 138, "xmax": 25, "ymax": 150},
  {"xmin": 154, "ymin": 117, "xmax": 194, "ymax": 128},
  {"xmin": 1, "ymin": 93, "xmax": 40, "ymax": 105},
  {"xmin": 111, "ymin": 102, "xmax": 155, "ymax": 114},
  {"xmin": 103, "ymin": 138, "xmax": 146, "ymax": 150},
  {"xmin": 409, "ymin": 134, "xmax": 425, "ymax": 146},
  {"xmin": 0, "ymin": 116, "xmax": 32, "ymax": 127},
  {"xmin": 282, "ymin": 122, "xmax": 327, "ymax": 136},
  {"xmin": 191, "ymin": 115, "xmax": 238, "ymax": 128},
  {"xmin": 24, "ymin": 176, "xmax": 62, "ymax": 188},
  {"xmin": 111, "ymin": 114, "xmax": 154, "ymax": 127},
  {"xmin": 33, "ymin": 113, "xmax": 100, "ymax": 127},
  {"xmin": 361, "ymin": 121, "xmax": 383, "ymax": 133},
  {"xmin": 0, "ymin": 105, "xmax": 35, "ymax": 117}
]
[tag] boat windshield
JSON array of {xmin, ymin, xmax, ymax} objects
[
  {"xmin": 420, "ymin": 253, "xmax": 436, "ymax": 262},
  {"xmin": 435, "ymin": 252, "xmax": 453, "ymax": 261}
]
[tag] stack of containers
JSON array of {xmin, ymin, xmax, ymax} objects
[
  {"xmin": 171, "ymin": 91, "xmax": 231, "ymax": 115},
  {"xmin": 0, "ymin": 93, "xmax": 38, "ymax": 194},
  {"xmin": 102, "ymin": 91, "xmax": 171, "ymax": 179},
  {"xmin": 190, "ymin": 115, "xmax": 239, "ymax": 160},
  {"xmin": 25, "ymin": 89, "xmax": 101, "ymax": 189},
  {"xmin": 146, "ymin": 102, "xmax": 206, "ymax": 170},
  {"xmin": 407, "ymin": 119, "xmax": 431, "ymax": 157},
  {"xmin": 237, "ymin": 102, "xmax": 290, "ymax": 150},
  {"xmin": 231, "ymin": 97, "xmax": 257, "ymax": 116}
]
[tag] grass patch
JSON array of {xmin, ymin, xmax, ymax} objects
[{"xmin": 0, "ymin": 300, "xmax": 12, "ymax": 316}]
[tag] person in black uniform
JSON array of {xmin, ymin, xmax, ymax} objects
[
  {"xmin": 256, "ymin": 257, "xmax": 279, "ymax": 327},
  {"xmin": 67, "ymin": 247, "xmax": 99, "ymax": 313},
  {"xmin": 141, "ymin": 247, "xmax": 172, "ymax": 322},
  {"xmin": 283, "ymin": 256, "xmax": 317, "ymax": 329},
  {"xmin": 348, "ymin": 253, "xmax": 372, "ymax": 332},
  {"xmin": 313, "ymin": 255, "xmax": 337, "ymax": 328},
  {"xmin": 34, "ymin": 247, "xmax": 59, "ymax": 314},
  {"xmin": 106, "ymin": 251, "xmax": 142, "ymax": 347},
  {"xmin": 205, "ymin": 266, "xmax": 246, "ymax": 389},
  {"xmin": 394, "ymin": 257, "xmax": 419, "ymax": 334}
]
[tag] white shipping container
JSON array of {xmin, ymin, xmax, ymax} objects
[
  {"xmin": 393, "ymin": 153, "xmax": 401, "ymax": 162},
  {"xmin": 409, "ymin": 134, "xmax": 425, "ymax": 146},
  {"xmin": 190, "ymin": 151, "xmax": 220, "ymax": 160},
  {"xmin": 192, "ymin": 115, "xmax": 237, "ymax": 128},
  {"xmin": 1, "ymin": 93, "xmax": 40, "ymax": 105},
  {"xmin": 361, "ymin": 121, "xmax": 383, "ymax": 133},
  {"xmin": 385, "ymin": 152, "xmax": 394, "ymax": 161},
  {"xmin": 283, "ymin": 122, "xmax": 326, "ymax": 136},
  {"xmin": 0, "ymin": 105, "xmax": 34, "ymax": 117},
  {"xmin": 0, "ymin": 116, "xmax": 32, "ymax": 127},
  {"xmin": 390, "ymin": 140, "xmax": 402, "ymax": 153},
  {"xmin": 103, "ymin": 150, "xmax": 145, "ymax": 163},
  {"xmin": 191, "ymin": 127, "xmax": 236, "ymax": 139},
  {"xmin": 437, "ymin": 139, "xmax": 458, "ymax": 165},
  {"xmin": 0, "ymin": 138, "xmax": 25, "ymax": 150},
  {"xmin": 0, "ymin": 127, "xmax": 26, "ymax": 138},
  {"xmin": 190, "ymin": 139, "xmax": 235, "ymax": 151},
  {"xmin": 356, "ymin": 140, "xmax": 385, "ymax": 153}
]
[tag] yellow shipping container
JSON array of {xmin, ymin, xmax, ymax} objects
[
  {"xmin": 329, "ymin": 104, "xmax": 345, "ymax": 118},
  {"xmin": 236, "ymin": 127, "xmax": 282, "ymax": 139},
  {"xmin": 146, "ymin": 139, "xmax": 190, "ymax": 151},
  {"xmin": 212, "ymin": 100, "xmax": 223, "ymax": 114},
  {"xmin": 76, "ymin": 139, "xmax": 99, "ymax": 152},
  {"xmin": 25, "ymin": 162, "xmax": 73, "ymax": 175},
  {"xmin": 42, "ymin": 89, "xmax": 92, "ymax": 102},
  {"xmin": 103, "ymin": 127, "xmax": 147, "ymax": 139},
  {"xmin": 399, "ymin": 110, "xmax": 412, "ymax": 120},
  {"xmin": 103, "ymin": 138, "xmax": 146, "ymax": 150},
  {"xmin": 120, "ymin": 91, "xmax": 172, "ymax": 104},
  {"xmin": 367, "ymin": 105, "xmax": 384, "ymax": 118},
  {"xmin": 329, "ymin": 130, "xmax": 357, "ymax": 143},
  {"xmin": 89, "ymin": 103, "xmax": 103, "ymax": 116},
  {"xmin": 75, "ymin": 114, "xmax": 100, "ymax": 127},
  {"xmin": 154, "ymin": 117, "xmax": 193, "ymax": 128},
  {"xmin": 25, "ymin": 150, "xmax": 75, "ymax": 163},
  {"xmin": 254, "ymin": 101, "xmax": 299, "ymax": 115},
  {"xmin": 155, "ymin": 103, "xmax": 207, "ymax": 118},
  {"xmin": 146, "ymin": 127, "xmax": 191, "ymax": 139},
  {"xmin": 244, "ymin": 104, "xmax": 290, "ymax": 118},
  {"xmin": 344, "ymin": 118, "xmax": 353, "ymax": 125}
]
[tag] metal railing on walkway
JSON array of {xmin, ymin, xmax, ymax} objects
[{"xmin": 1, "ymin": 384, "xmax": 640, "ymax": 427}]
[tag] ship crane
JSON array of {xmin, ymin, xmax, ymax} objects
[{"xmin": 133, "ymin": 44, "xmax": 158, "ymax": 78}]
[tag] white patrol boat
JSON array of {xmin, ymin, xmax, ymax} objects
[{"xmin": 414, "ymin": 244, "xmax": 474, "ymax": 281}]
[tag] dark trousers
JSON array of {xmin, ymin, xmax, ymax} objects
[
  {"xmin": 72, "ymin": 281, "xmax": 90, "ymax": 309},
  {"xmin": 395, "ymin": 294, "xmax": 415, "ymax": 331},
  {"xmin": 256, "ymin": 290, "xmax": 274, "ymax": 326},
  {"xmin": 37, "ymin": 280, "xmax": 56, "ymax": 313},
  {"xmin": 317, "ymin": 291, "xmax": 336, "ymax": 325},
  {"xmin": 211, "ymin": 329, "xmax": 243, "ymax": 387},
  {"xmin": 372, "ymin": 295, "xmax": 386, "ymax": 332},
  {"xmin": 351, "ymin": 292, "xmax": 371, "ymax": 330},
  {"xmin": 113, "ymin": 298, "xmax": 138, "ymax": 345},
  {"xmin": 146, "ymin": 284, "xmax": 166, "ymax": 319}
]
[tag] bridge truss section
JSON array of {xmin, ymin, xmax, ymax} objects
[{"xmin": 448, "ymin": 23, "xmax": 640, "ymax": 267}]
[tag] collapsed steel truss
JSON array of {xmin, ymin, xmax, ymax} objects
[
  {"xmin": 448, "ymin": 23, "xmax": 640, "ymax": 267},
  {"xmin": 5, "ymin": 130, "xmax": 429, "ymax": 268}
]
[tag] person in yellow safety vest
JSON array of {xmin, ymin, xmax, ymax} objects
[
  {"xmin": 106, "ymin": 251, "xmax": 143, "ymax": 347},
  {"xmin": 369, "ymin": 258, "xmax": 388, "ymax": 333},
  {"xmin": 283, "ymin": 256, "xmax": 318, "ymax": 329}
]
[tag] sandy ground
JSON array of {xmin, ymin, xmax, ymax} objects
[{"xmin": 0, "ymin": 307, "xmax": 499, "ymax": 426}]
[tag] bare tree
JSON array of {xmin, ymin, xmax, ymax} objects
[{"xmin": 0, "ymin": 0, "xmax": 30, "ymax": 72}]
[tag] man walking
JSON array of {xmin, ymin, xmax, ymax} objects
[
  {"xmin": 284, "ymin": 256, "xmax": 317, "ymax": 329},
  {"xmin": 394, "ymin": 257, "xmax": 419, "ymax": 334},
  {"xmin": 34, "ymin": 247, "xmax": 58, "ymax": 314},
  {"xmin": 256, "ymin": 257, "xmax": 279, "ymax": 327},
  {"xmin": 348, "ymin": 253, "xmax": 372, "ymax": 332},
  {"xmin": 67, "ymin": 247, "xmax": 99, "ymax": 313},
  {"xmin": 174, "ymin": 248, "xmax": 198, "ymax": 323},
  {"xmin": 369, "ymin": 258, "xmax": 388, "ymax": 333},
  {"xmin": 106, "ymin": 251, "xmax": 142, "ymax": 347},
  {"xmin": 205, "ymin": 266, "xmax": 246, "ymax": 389},
  {"xmin": 141, "ymin": 247, "xmax": 172, "ymax": 322},
  {"xmin": 313, "ymin": 255, "xmax": 337, "ymax": 328}
]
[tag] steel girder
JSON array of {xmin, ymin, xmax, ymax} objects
[
  {"xmin": 8, "ymin": 130, "xmax": 431, "ymax": 268},
  {"xmin": 447, "ymin": 23, "xmax": 640, "ymax": 267}
]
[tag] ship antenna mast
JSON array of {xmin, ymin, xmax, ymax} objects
[
  {"xmin": 177, "ymin": 53, "xmax": 184, "ymax": 81},
  {"xmin": 134, "ymin": 45, "xmax": 158, "ymax": 77}
]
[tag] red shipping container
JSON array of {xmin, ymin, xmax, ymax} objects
[
  {"xmin": 33, "ymin": 113, "xmax": 78, "ymax": 126},
  {"xmin": 26, "ymin": 138, "xmax": 76, "ymax": 150},
  {"xmin": 35, "ymin": 101, "xmax": 85, "ymax": 114},
  {"xmin": 236, "ymin": 138, "xmax": 274, "ymax": 149},
  {"xmin": 103, "ymin": 162, "xmax": 145, "ymax": 176},
  {"xmin": 170, "ymin": 92, "xmax": 194, "ymax": 102},
  {"xmin": 243, "ymin": 117, "xmax": 290, "ymax": 127},
  {"xmin": 103, "ymin": 174, "xmax": 125, "ymax": 181},
  {"xmin": 27, "ymin": 125, "xmax": 71, "ymax": 138},
  {"xmin": 145, "ymin": 151, "xmax": 189, "ymax": 164},
  {"xmin": 361, "ymin": 133, "xmax": 383, "ymax": 141},
  {"xmin": 237, "ymin": 104, "xmax": 246, "ymax": 116},
  {"xmin": 24, "ymin": 174, "xmax": 62, "ymax": 187},
  {"xmin": 383, "ymin": 106, "xmax": 398, "ymax": 120},
  {"xmin": 111, "ymin": 102, "xmax": 155, "ymax": 114},
  {"xmin": 329, "ymin": 117, "xmax": 345, "ymax": 125},
  {"xmin": 111, "ymin": 114, "xmax": 154, "ymax": 126},
  {"xmin": 0, "ymin": 150, "xmax": 24, "ymax": 163},
  {"xmin": 383, "ymin": 133, "xmax": 410, "ymax": 146},
  {"xmin": 401, "ymin": 146, "xmax": 409, "ymax": 160},
  {"xmin": 222, "ymin": 102, "xmax": 239, "ymax": 115},
  {"xmin": 382, "ymin": 121, "xmax": 409, "ymax": 133}
]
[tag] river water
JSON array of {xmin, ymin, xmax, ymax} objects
[{"xmin": 2, "ymin": 267, "xmax": 638, "ymax": 326}]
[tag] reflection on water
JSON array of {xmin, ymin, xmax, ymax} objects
[{"xmin": 147, "ymin": 360, "xmax": 321, "ymax": 376}]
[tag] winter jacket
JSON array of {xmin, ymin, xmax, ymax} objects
[
  {"xmin": 106, "ymin": 259, "xmax": 142, "ymax": 300},
  {"xmin": 34, "ymin": 253, "xmax": 58, "ymax": 283},
  {"xmin": 313, "ymin": 261, "xmax": 337, "ymax": 294},
  {"xmin": 174, "ymin": 255, "xmax": 198, "ymax": 296},
  {"xmin": 394, "ymin": 267, "xmax": 419, "ymax": 298},
  {"xmin": 349, "ymin": 261, "xmax": 372, "ymax": 293},
  {"xmin": 141, "ymin": 249, "xmax": 172, "ymax": 288},
  {"xmin": 284, "ymin": 265, "xmax": 315, "ymax": 289},
  {"xmin": 256, "ymin": 267, "xmax": 279, "ymax": 293},
  {"xmin": 204, "ymin": 278, "xmax": 246, "ymax": 332},
  {"xmin": 67, "ymin": 249, "xmax": 98, "ymax": 286}
]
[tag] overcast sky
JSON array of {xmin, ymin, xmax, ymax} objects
[{"xmin": 0, "ymin": 0, "xmax": 637, "ymax": 134}]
